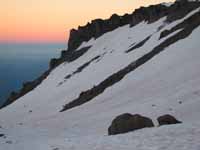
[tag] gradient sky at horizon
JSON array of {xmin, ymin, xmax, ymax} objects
[{"xmin": 0, "ymin": 0, "xmax": 174, "ymax": 43}]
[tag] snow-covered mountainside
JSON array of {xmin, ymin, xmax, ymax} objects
[{"xmin": 1, "ymin": 0, "xmax": 200, "ymax": 149}]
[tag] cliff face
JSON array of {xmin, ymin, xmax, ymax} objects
[
  {"xmin": 67, "ymin": 13, "xmax": 132, "ymax": 51},
  {"xmin": 1, "ymin": 0, "xmax": 200, "ymax": 109},
  {"xmin": 50, "ymin": 0, "xmax": 200, "ymax": 69},
  {"xmin": 67, "ymin": 0, "xmax": 200, "ymax": 52},
  {"xmin": 67, "ymin": 5, "xmax": 168, "ymax": 52}
]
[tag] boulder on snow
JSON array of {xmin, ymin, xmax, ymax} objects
[
  {"xmin": 157, "ymin": 114, "xmax": 182, "ymax": 126},
  {"xmin": 108, "ymin": 113, "xmax": 154, "ymax": 135}
]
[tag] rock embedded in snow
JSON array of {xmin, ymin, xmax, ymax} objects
[
  {"xmin": 157, "ymin": 114, "xmax": 182, "ymax": 126},
  {"xmin": 108, "ymin": 114, "xmax": 154, "ymax": 135}
]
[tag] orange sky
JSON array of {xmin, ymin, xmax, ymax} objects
[{"xmin": 0, "ymin": 0, "xmax": 174, "ymax": 43}]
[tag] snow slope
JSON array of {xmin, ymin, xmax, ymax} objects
[{"xmin": 0, "ymin": 6, "xmax": 200, "ymax": 150}]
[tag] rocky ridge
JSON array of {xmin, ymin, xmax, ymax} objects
[{"xmin": 1, "ymin": 0, "xmax": 200, "ymax": 109}]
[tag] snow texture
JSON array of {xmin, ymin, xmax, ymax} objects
[{"xmin": 0, "ymin": 7, "xmax": 200, "ymax": 150}]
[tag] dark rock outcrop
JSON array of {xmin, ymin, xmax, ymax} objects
[
  {"xmin": 130, "ymin": 4, "xmax": 169, "ymax": 26},
  {"xmin": 167, "ymin": 0, "xmax": 200, "ymax": 23},
  {"xmin": 160, "ymin": 5, "xmax": 200, "ymax": 39},
  {"xmin": 157, "ymin": 114, "xmax": 182, "ymax": 126},
  {"xmin": 126, "ymin": 35, "xmax": 151, "ymax": 53},
  {"xmin": 108, "ymin": 114, "xmax": 154, "ymax": 135},
  {"xmin": 49, "ymin": 58, "xmax": 62, "ymax": 69},
  {"xmin": 64, "ymin": 55, "xmax": 100, "ymax": 80},
  {"xmin": 50, "ymin": 46, "xmax": 92, "ymax": 70}
]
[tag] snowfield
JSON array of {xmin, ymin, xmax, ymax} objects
[{"xmin": 0, "ymin": 5, "xmax": 200, "ymax": 150}]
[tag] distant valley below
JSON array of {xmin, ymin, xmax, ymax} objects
[{"xmin": 0, "ymin": 43, "xmax": 64, "ymax": 106}]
